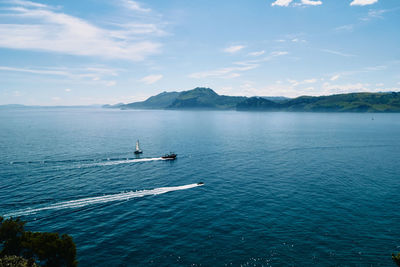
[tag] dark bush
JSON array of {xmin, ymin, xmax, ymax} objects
[{"xmin": 0, "ymin": 217, "xmax": 77, "ymax": 267}]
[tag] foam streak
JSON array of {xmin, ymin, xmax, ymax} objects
[
  {"xmin": 84, "ymin": 157, "xmax": 165, "ymax": 167},
  {"xmin": 4, "ymin": 183, "xmax": 202, "ymax": 217}
]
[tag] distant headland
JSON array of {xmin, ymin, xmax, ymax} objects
[{"xmin": 103, "ymin": 87, "xmax": 400, "ymax": 113}]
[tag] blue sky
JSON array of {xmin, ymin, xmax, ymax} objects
[{"xmin": 0, "ymin": 0, "xmax": 399, "ymax": 105}]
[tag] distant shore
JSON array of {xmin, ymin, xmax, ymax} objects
[{"xmin": 103, "ymin": 87, "xmax": 400, "ymax": 113}]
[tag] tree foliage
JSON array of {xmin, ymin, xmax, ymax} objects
[
  {"xmin": 0, "ymin": 255, "xmax": 38, "ymax": 267},
  {"xmin": 0, "ymin": 216, "xmax": 77, "ymax": 267},
  {"xmin": 393, "ymin": 253, "xmax": 400, "ymax": 267},
  {"xmin": 0, "ymin": 216, "xmax": 26, "ymax": 256}
]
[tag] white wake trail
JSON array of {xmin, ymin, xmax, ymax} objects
[
  {"xmin": 83, "ymin": 157, "xmax": 165, "ymax": 167},
  {"xmin": 4, "ymin": 183, "xmax": 203, "ymax": 217}
]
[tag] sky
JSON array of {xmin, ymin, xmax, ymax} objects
[{"xmin": 0, "ymin": 0, "xmax": 399, "ymax": 105}]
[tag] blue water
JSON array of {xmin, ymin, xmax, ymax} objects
[{"xmin": 1, "ymin": 108, "xmax": 400, "ymax": 266}]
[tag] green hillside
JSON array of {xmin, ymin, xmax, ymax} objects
[
  {"xmin": 114, "ymin": 87, "xmax": 246, "ymax": 110},
  {"xmin": 122, "ymin": 91, "xmax": 180, "ymax": 109},
  {"xmin": 168, "ymin": 87, "xmax": 246, "ymax": 109},
  {"xmin": 237, "ymin": 92, "xmax": 400, "ymax": 112},
  {"xmin": 105, "ymin": 89, "xmax": 400, "ymax": 112},
  {"xmin": 236, "ymin": 97, "xmax": 281, "ymax": 111}
]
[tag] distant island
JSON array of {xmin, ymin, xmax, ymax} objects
[{"xmin": 103, "ymin": 87, "xmax": 400, "ymax": 112}]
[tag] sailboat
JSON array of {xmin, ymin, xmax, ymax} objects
[{"xmin": 134, "ymin": 140, "xmax": 143, "ymax": 154}]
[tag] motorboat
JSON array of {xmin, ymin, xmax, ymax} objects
[{"xmin": 161, "ymin": 153, "xmax": 177, "ymax": 160}]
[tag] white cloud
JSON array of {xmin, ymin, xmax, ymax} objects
[
  {"xmin": 120, "ymin": 0, "xmax": 151, "ymax": 12},
  {"xmin": 270, "ymin": 51, "xmax": 289, "ymax": 57},
  {"xmin": 288, "ymin": 79, "xmax": 300, "ymax": 86},
  {"xmin": 367, "ymin": 9, "xmax": 385, "ymax": 19},
  {"xmin": 240, "ymin": 82, "xmax": 259, "ymax": 95},
  {"xmin": 217, "ymin": 86, "xmax": 234, "ymax": 95},
  {"xmin": 252, "ymin": 81, "xmax": 363, "ymax": 97},
  {"xmin": 321, "ymin": 49, "xmax": 355, "ymax": 57},
  {"xmin": 301, "ymin": 0, "xmax": 322, "ymax": 6},
  {"xmin": 224, "ymin": 73, "xmax": 241, "ymax": 79},
  {"xmin": 0, "ymin": 65, "xmax": 121, "ymax": 83},
  {"xmin": 365, "ymin": 65, "xmax": 386, "ymax": 71},
  {"xmin": 335, "ymin": 24, "xmax": 354, "ymax": 32},
  {"xmin": 276, "ymin": 34, "xmax": 307, "ymax": 43},
  {"xmin": 189, "ymin": 64, "xmax": 257, "ymax": 79},
  {"xmin": 196, "ymin": 50, "xmax": 288, "ymax": 79},
  {"xmin": 273, "ymin": 0, "xmax": 322, "ymax": 7},
  {"xmin": 248, "ymin": 50, "xmax": 265, "ymax": 56},
  {"xmin": 219, "ymin": 50, "xmax": 288, "ymax": 74},
  {"xmin": 220, "ymin": 76, "xmax": 397, "ymax": 98},
  {"xmin": 288, "ymin": 78, "xmax": 317, "ymax": 87},
  {"xmin": 350, "ymin": 0, "xmax": 378, "ymax": 6},
  {"xmin": 322, "ymin": 82, "xmax": 371, "ymax": 94},
  {"xmin": 105, "ymin": 81, "xmax": 117, "ymax": 87},
  {"xmin": 8, "ymin": 0, "xmax": 48, "ymax": 8},
  {"xmin": 271, "ymin": 0, "xmax": 293, "ymax": 7},
  {"xmin": 335, "ymin": 8, "xmax": 387, "ymax": 31},
  {"xmin": 224, "ymin": 45, "xmax": 245, "ymax": 53},
  {"xmin": 330, "ymin": 74, "xmax": 340, "ymax": 81},
  {"xmin": 361, "ymin": 9, "xmax": 386, "ymax": 21},
  {"xmin": 52, "ymin": 96, "xmax": 61, "ymax": 101},
  {"xmin": 14, "ymin": 91, "xmax": 22, "ymax": 97},
  {"xmin": 304, "ymin": 78, "xmax": 317, "ymax": 83},
  {"xmin": 109, "ymin": 23, "xmax": 166, "ymax": 37},
  {"xmin": 0, "ymin": 2, "xmax": 162, "ymax": 61},
  {"xmin": 0, "ymin": 66, "xmax": 70, "ymax": 76},
  {"xmin": 328, "ymin": 64, "xmax": 388, "ymax": 82},
  {"xmin": 0, "ymin": 65, "xmax": 124, "ymax": 90},
  {"xmin": 291, "ymin": 38, "xmax": 306, "ymax": 43},
  {"xmin": 140, "ymin": 74, "xmax": 163, "ymax": 84}
]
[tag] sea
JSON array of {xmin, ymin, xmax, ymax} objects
[{"xmin": 0, "ymin": 107, "xmax": 399, "ymax": 266}]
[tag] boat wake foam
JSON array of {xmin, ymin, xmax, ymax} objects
[
  {"xmin": 4, "ymin": 184, "xmax": 203, "ymax": 218},
  {"xmin": 85, "ymin": 157, "xmax": 165, "ymax": 167},
  {"xmin": 9, "ymin": 157, "xmax": 168, "ymax": 167}
]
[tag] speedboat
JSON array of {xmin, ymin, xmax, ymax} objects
[
  {"xmin": 161, "ymin": 153, "xmax": 177, "ymax": 160},
  {"xmin": 134, "ymin": 140, "xmax": 143, "ymax": 154},
  {"xmin": 197, "ymin": 182, "xmax": 204, "ymax": 185}
]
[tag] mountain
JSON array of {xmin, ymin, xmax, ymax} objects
[
  {"xmin": 112, "ymin": 87, "xmax": 246, "ymax": 110},
  {"xmin": 237, "ymin": 92, "xmax": 400, "ymax": 112},
  {"xmin": 0, "ymin": 104, "xmax": 102, "ymax": 109},
  {"xmin": 102, "ymin": 103, "xmax": 125, "ymax": 109},
  {"xmin": 260, "ymin": 96, "xmax": 291, "ymax": 102},
  {"xmin": 168, "ymin": 87, "xmax": 246, "ymax": 109},
  {"xmin": 105, "ymin": 88, "xmax": 400, "ymax": 112},
  {"xmin": 236, "ymin": 97, "xmax": 281, "ymax": 111},
  {"xmin": 115, "ymin": 91, "xmax": 179, "ymax": 109},
  {"xmin": 0, "ymin": 104, "xmax": 27, "ymax": 109}
]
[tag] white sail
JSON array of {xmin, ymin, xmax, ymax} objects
[{"xmin": 136, "ymin": 140, "xmax": 140, "ymax": 151}]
